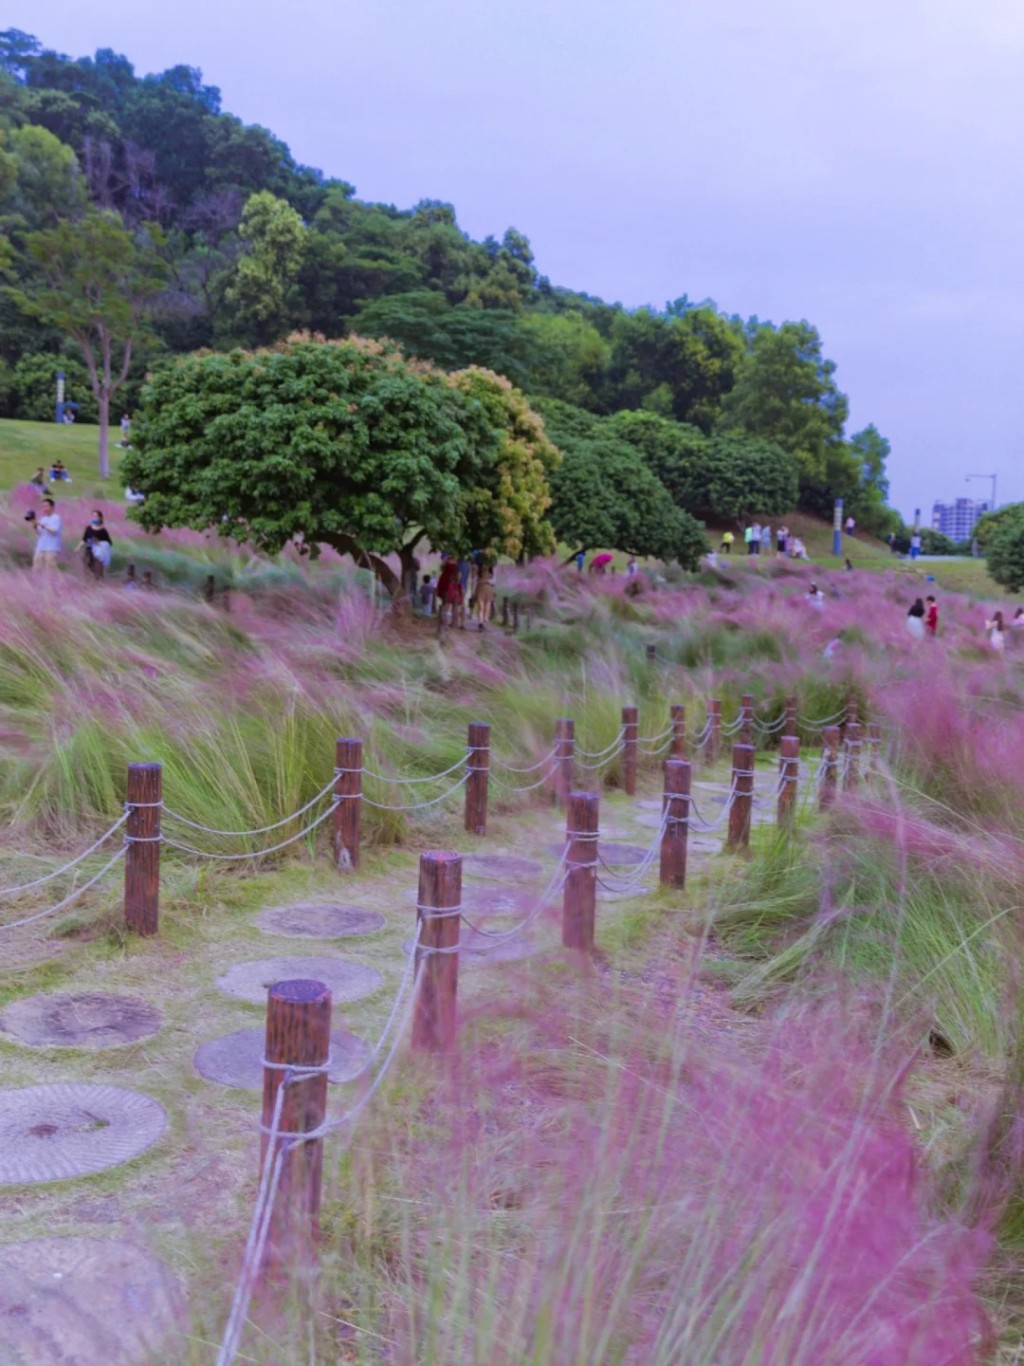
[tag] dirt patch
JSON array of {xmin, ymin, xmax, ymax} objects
[
  {"xmin": 257, "ymin": 903, "xmax": 386, "ymax": 939},
  {"xmin": 0, "ymin": 992, "xmax": 163, "ymax": 1050}
]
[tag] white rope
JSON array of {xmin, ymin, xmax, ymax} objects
[
  {"xmin": 574, "ymin": 742, "xmax": 626, "ymax": 772},
  {"xmin": 360, "ymin": 773, "xmax": 470, "ymax": 812},
  {"xmin": 798, "ymin": 708, "xmax": 847, "ymax": 728},
  {"xmin": 575, "ymin": 730, "xmax": 626, "ymax": 760},
  {"xmin": 489, "ymin": 760, "xmax": 560, "ymax": 793},
  {"xmin": 0, "ymin": 813, "xmax": 128, "ymax": 898},
  {"xmin": 637, "ymin": 724, "xmax": 674, "ymax": 746},
  {"xmin": 461, "ymin": 846, "xmax": 572, "ymax": 943},
  {"xmin": 361, "ymin": 755, "xmax": 468, "ymax": 785},
  {"xmin": 490, "ymin": 747, "xmax": 558, "ymax": 775},
  {"xmin": 0, "ymin": 845, "xmax": 125, "ymax": 932},
  {"xmin": 163, "ymin": 778, "xmax": 337, "ymax": 837},
  {"xmin": 162, "ymin": 803, "xmax": 336, "ymax": 860}
]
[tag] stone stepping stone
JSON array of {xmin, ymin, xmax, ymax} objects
[
  {"xmin": 257, "ymin": 903, "xmax": 386, "ymax": 939},
  {"xmin": 0, "ymin": 1084, "xmax": 166, "ymax": 1185},
  {"xmin": 548, "ymin": 841, "xmax": 651, "ymax": 866},
  {"xmin": 0, "ymin": 992, "xmax": 162, "ymax": 1050},
  {"xmin": 460, "ymin": 854, "xmax": 545, "ymax": 882},
  {"xmin": 0, "ymin": 1236, "xmax": 178, "ymax": 1364},
  {"xmin": 402, "ymin": 924, "xmax": 539, "ymax": 965},
  {"xmin": 194, "ymin": 1027, "xmax": 370, "ymax": 1089},
  {"xmin": 215, "ymin": 956, "xmax": 384, "ymax": 1007}
]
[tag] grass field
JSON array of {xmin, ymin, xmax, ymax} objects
[{"xmin": 0, "ymin": 418, "xmax": 123, "ymax": 498}]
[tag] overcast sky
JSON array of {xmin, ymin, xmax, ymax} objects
[{"xmin": 10, "ymin": 0, "xmax": 1024, "ymax": 518}]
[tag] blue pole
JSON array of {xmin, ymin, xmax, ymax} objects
[
  {"xmin": 55, "ymin": 370, "xmax": 65, "ymax": 424},
  {"xmin": 832, "ymin": 498, "xmax": 843, "ymax": 557}
]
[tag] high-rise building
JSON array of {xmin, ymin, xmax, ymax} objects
[{"xmin": 931, "ymin": 498, "xmax": 988, "ymax": 542}]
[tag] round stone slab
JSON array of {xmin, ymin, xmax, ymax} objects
[
  {"xmin": 548, "ymin": 841, "xmax": 650, "ymax": 866},
  {"xmin": 461, "ymin": 853, "xmax": 545, "ymax": 882},
  {"xmin": 0, "ymin": 1085, "xmax": 166, "ymax": 1185},
  {"xmin": 402, "ymin": 924, "xmax": 539, "ymax": 965},
  {"xmin": 0, "ymin": 1236, "xmax": 178, "ymax": 1364},
  {"xmin": 194, "ymin": 1027, "xmax": 371, "ymax": 1089},
  {"xmin": 257, "ymin": 903, "xmax": 386, "ymax": 939},
  {"xmin": 215, "ymin": 956, "xmax": 384, "ymax": 1006},
  {"xmin": 0, "ymin": 992, "xmax": 163, "ymax": 1050}
]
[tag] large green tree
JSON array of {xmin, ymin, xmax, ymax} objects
[
  {"xmin": 7, "ymin": 209, "xmax": 168, "ymax": 477},
  {"xmin": 720, "ymin": 321, "xmax": 848, "ymax": 499},
  {"xmin": 690, "ymin": 436, "xmax": 799, "ymax": 523},
  {"xmin": 122, "ymin": 337, "xmax": 557, "ymax": 597},
  {"xmin": 548, "ymin": 435, "xmax": 707, "ymax": 567},
  {"xmin": 985, "ymin": 506, "xmax": 1024, "ymax": 591},
  {"xmin": 224, "ymin": 190, "xmax": 306, "ymax": 344}
]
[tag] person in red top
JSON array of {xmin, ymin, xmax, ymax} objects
[
  {"xmin": 925, "ymin": 594, "xmax": 938, "ymax": 636},
  {"xmin": 435, "ymin": 554, "xmax": 463, "ymax": 632}
]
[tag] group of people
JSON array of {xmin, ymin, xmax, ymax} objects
[
  {"xmin": 904, "ymin": 596, "xmax": 1024, "ymax": 651},
  {"xmin": 719, "ymin": 524, "xmax": 808, "ymax": 559},
  {"xmin": 979, "ymin": 607, "xmax": 1024, "ymax": 654},
  {"xmin": 418, "ymin": 552, "xmax": 495, "ymax": 631},
  {"xmin": 26, "ymin": 496, "xmax": 114, "ymax": 579},
  {"xmin": 29, "ymin": 462, "xmax": 71, "ymax": 493}
]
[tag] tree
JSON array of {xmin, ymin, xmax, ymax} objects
[
  {"xmin": 985, "ymin": 507, "xmax": 1024, "ymax": 592},
  {"xmin": 690, "ymin": 436, "xmax": 799, "ymax": 523},
  {"xmin": 2, "ymin": 124, "xmax": 86, "ymax": 227},
  {"xmin": 604, "ymin": 409, "xmax": 708, "ymax": 508},
  {"xmin": 549, "ymin": 434, "xmax": 707, "ymax": 567},
  {"xmin": 224, "ymin": 190, "xmax": 306, "ymax": 344},
  {"xmin": 975, "ymin": 504, "xmax": 1023, "ymax": 553},
  {"xmin": 720, "ymin": 321, "xmax": 848, "ymax": 497},
  {"xmin": 121, "ymin": 336, "xmax": 558, "ymax": 597},
  {"xmin": 7, "ymin": 210, "xmax": 168, "ymax": 477}
]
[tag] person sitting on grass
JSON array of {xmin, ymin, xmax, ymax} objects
[
  {"xmin": 48, "ymin": 459, "xmax": 71, "ymax": 483},
  {"xmin": 29, "ymin": 467, "xmax": 48, "ymax": 493}
]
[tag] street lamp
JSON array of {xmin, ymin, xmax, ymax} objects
[{"xmin": 966, "ymin": 473, "xmax": 997, "ymax": 511}]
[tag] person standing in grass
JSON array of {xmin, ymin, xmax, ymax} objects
[
  {"xmin": 925, "ymin": 595, "xmax": 939, "ymax": 636},
  {"xmin": 750, "ymin": 522, "xmax": 762, "ymax": 556},
  {"xmin": 776, "ymin": 524, "xmax": 788, "ymax": 555},
  {"xmin": 985, "ymin": 610, "xmax": 1006, "ymax": 653},
  {"xmin": 32, "ymin": 497, "xmax": 62, "ymax": 571},
  {"xmin": 436, "ymin": 554, "xmax": 462, "ymax": 632},
  {"xmin": 760, "ymin": 524, "xmax": 772, "ymax": 555},
  {"xmin": 907, "ymin": 597, "xmax": 926, "ymax": 640},
  {"xmin": 720, "ymin": 530, "xmax": 734, "ymax": 554},
  {"xmin": 78, "ymin": 510, "xmax": 113, "ymax": 580},
  {"xmin": 475, "ymin": 564, "xmax": 495, "ymax": 630}
]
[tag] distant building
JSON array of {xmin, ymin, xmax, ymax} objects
[{"xmin": 931, "ymin": 498, "xmax": 988, "ymax": 542}]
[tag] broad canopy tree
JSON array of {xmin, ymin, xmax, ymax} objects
[
  {"xmin": 7, "ymin": 208, "xmax": 168, "ymax": 477},
  {"xmin": 121, "ymin": 335, "xmax": 558, "ymax": 597}
]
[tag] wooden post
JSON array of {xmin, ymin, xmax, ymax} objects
[
  {"xmin": 739, "ymin": 693, "xmax": 754, "ymax": 746},
  {"xmin": 843, "ymin": 721, "xmax": 862, "ymax": 790},
  {"xmin": 707, "ymin": 698, "xmax": 722, "ymax": 764},
  {"xmin": 660, "ymin": 759, "xmax": 691, "ymax": 888},
  {"xmin": 562, "ymin": 792, "xmax": 599, "ymax": 950},
  {"xmin": 124, "ymin": 762, "xmax": 161, "ymax": 936},
  {"xmin": 464, "ymin": 722, "xmax": 489, "ymax": 835},
  {"xmin": 413, "ymin": 851, "xmax": 461, "ymax": 1052},
  {"xmin": 203, "ymin": 573, "xmax": 215, "ymax": 604},
  {"xmin": 777, "ymin": 735, "xmax": 800, "ymax": 829},
  {"xmin": 622, "ymin": 705, "xmax": 638, "ymax": 796},
  {"xmin": 669, "ymin": 704, "xmax": 687, "ymax": 760},
  {"xmin": 260, "ymin": 978, "xmax": 331, "ymax": 1277},
  {"xmin": 553, "ymin": 717, "xmax": 575, "ymax": 808},
  {"xmin": 820, "ymin": 725, "xmax": 840, "ymax": 810},
  {"xmin": 727, "ymin": 743, "xmax": 754, "ymax": 850},
  {"xmin": 785, "ymin": 694, "xmax": 798, "ymax": 736},
  {"xmin": 645, "ymin": 643, "xmax": 657, "ymax": 663},
  {"xmin": 333, "ymin": 738, "xmax": 362, "ymax": 872}
]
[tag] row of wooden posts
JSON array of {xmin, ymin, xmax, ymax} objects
[
  {"xmin": 121, "ymin": 694, "xmax": 877, "ymax": 938},
  {"xmin": 253, "ymin": 705, "xmax": 877, "ymax": 1278}
]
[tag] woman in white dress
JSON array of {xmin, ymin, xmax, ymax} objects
[
  {"xmin": 906, "ymin": 598, "xmax": 926, "ymax": 640},
  {"xmin": 985, "ymin": 610, "xmax": 1006, "ymax": 653}
]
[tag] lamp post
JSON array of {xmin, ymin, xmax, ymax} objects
[{"xmin": 966, "ymin": 473, "xmax": 997, "ymax": 512}]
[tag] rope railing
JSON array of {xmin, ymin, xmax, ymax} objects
[{"xmin": 0, "ymin": 812, "xmax": 128, "ymax": 899}]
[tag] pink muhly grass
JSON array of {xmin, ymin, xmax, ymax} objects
[{"xmin": 344, "ymin": 969, "xmax": 990, "ymax": 1365}]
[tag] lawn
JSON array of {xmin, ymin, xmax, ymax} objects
[{"xmin": 0, "ymin": 418, "xmax": 123, "ymax": 497}]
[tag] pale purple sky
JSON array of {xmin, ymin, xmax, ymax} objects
[{"xmin": 11, "ymin": 0, "xmax": 1024, "ymax": 518}]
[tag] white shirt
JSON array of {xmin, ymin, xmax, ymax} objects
[{"xmin": 36, "ymin": 512, "xmax": 62, "ymax": 554}]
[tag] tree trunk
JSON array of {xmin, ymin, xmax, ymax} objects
[
  {"xmin": 97, "ymin": 390, "xmax": 110, "ymax": 480},
  {"xmin": 398, "ymin": 544, "xmax": 423, "ymax": 617}
]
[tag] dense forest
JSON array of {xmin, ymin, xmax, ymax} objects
[{"xmin": 0, "ymin": 27, "xmax": 898, "ymax": 537}]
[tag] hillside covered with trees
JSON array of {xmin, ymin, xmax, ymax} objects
[{"xmin": 0, "ymin": 26, "xmax": 898, "ymax": 544}]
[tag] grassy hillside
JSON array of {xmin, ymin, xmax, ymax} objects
[{"xmin": 0, "ymin": 418, "xmax": 122, "ymax": 496}]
